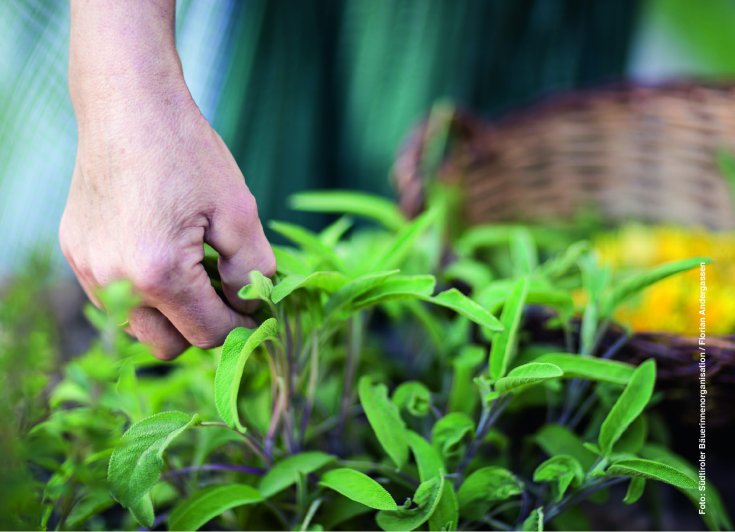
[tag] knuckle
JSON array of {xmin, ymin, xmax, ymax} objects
[
  {"xmin": 128, "ymin": 253, "xmax": 177, "ymax": 296},
  {"xmin": 188, "ymin": 331, "xmax": 221, "ymax": 350}
]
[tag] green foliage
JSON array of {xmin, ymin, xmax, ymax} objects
[
  {"xmin": 6, "ymin": 189, "xmax": 727, "ymax": 530},
  {"xmin": 168, "ymin": 484, "xmax": 263, "ymax": 531}
]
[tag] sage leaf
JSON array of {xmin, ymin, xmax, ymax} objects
[
  {"xmin": 598, "ymin": 359, "xmax": 656, "ymax": 455},
  {"xmin": 237, "ymin": 270, "xmax": 273, "ymax": 302},
  {"xmin": 289, "ymin": 190, "xmax": 407, "ymax": 231},
  {"xmin": 372, "ymin": 208, "xmax": 439, "ymax": 271},
  {"xmin": 325, "ymin": 270, "xmax": 400, "ymax": 319},
  {"xmin": 431, "ymin": 412, "xmax": 474, "ymax": 461},
  {"xmin": 353, "ymin": 275, "xmax": 436, "ymax": 309},
  {"xmin": 510, "ymin": 228, "xmax": 538, "ymax": 274},
  {"xmin": 358, "ymin": 376, "xmax": 409, "ymax": 469},
  {"xmin": 494, "ymin": 362, "xmax": 563, "ymax": 394},
  {"xmin": 449, "ymin": 345, "xmax": 485, "ymax": 414},
  {"xmin": 270, "ymin": 271, "xmax": 348, "ymax": 303},
  {"xmin": 392, "ymin": 381, "xmax": 431, "ymax": 417},
  {"xmin": 623, "ymin": 478, "xmax": 646, "ymax": 505},
  {"xmin": 319, "ymin": 468, "xmax": 397, "ymax": 511},
  {"xmin": 522, "ymin": 508, "xmax": 544, "ymax": 532},
  {"xmin": 168, "ymin": 484, "xmax": 262, "ymax": 531},
  {"xmin": 489, "ymin": 277, "xmax": 529, "ymax": 380},
  {"xmin": 406, "ymin": 433, "xmax": 459, "ymax": 532},
  {"xmin": 107, "ymin": 411, "xmax": 199, "ymax": 527},
  {"xmin": 376, "ymin": 475, "xmax": 445, "ymax": 531},
  {"xmin": 602, "ymin": 257, "xmax": 710, "ymax": 316},
  {"xmin": 270, "ymin": 220, "xmax": 344, "ymax": 269},
  {"xmin": 429, "ymin": 288, "xmax": 503, "ymax": 332},
  {"xmin": 533, "ymin": 455, "xmax": 584, "ymax": 501},
  {"xmin": 607, "ymin": 458, "xmax": 697, "ymax": 490},
  {"xmin": 215, "ymin": 320, "xmax": 279, "ymax": 431},
  {"xmin": 457, "ymin": 466, "xmax": 523, "ymax": 520},
  {"xmin": 535, "ymin": 353, "xmax": 635, "ymax": 385},
  {"xmin": 535, "ymin": 424, "xmax": 597, "ymax": 470},
  {"xmin": 259, "ymin": 452, "xmax": 334, "ymax": 498}
]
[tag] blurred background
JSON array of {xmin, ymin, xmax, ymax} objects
[{"xmin": 3, "ymin": 0, "xmax": 735, "ymax": 279}]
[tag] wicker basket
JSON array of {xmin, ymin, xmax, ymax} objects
[
  {"xmin": 393, "ymin": 82, "xmax": 735, "ymax": 423},
  {"xmin": 394, "ymin": 82, "xmax": 735, "ymax": 229}
]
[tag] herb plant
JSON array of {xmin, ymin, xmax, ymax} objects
[{"xmin": 23, "ymin": 190, "xmax": 732, "ymax": 531}]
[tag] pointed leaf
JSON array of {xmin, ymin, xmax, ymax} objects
[
  {"xmin": 598, "ymin": 359, "xmax": 656, "ymax": 455},
  {"xmin": 290, "ymin": 190, "xmax": 407, "ymax": 231},
  {"xmin": 376, "ymin": 475, "xmax": 445, "ymax": 531},
  {"xmin": 457, "ymin": 466, "xmax": 523, "ymax": 520},
  {"xmin": 372, "ymin": 208, "xmax": 438, "ymax": 271},
  {"xmin": 358, "ymin": 377, "xmax": 409, "ymax": 469},
  {"xmin": 353, "ymin": 275, "xmax": 436, "ymax": 309},
  {"xmin": 259, "ymin": 452, "xmax": 334, "ymax": 498},
  {"xmin": 602, "ymin": 257, "xmax": 710, "ymax": 316},
  {"xmin": 270, "ymin": 220, "xmax": 343, "ymax": 269},
  {"xmin": 607, "ymin": 458, "xmax": 697, "ymax": 490},
  {"xmin": 270, "ymin": 271, "xmax": 348, "ymax": 303},
  {"xmin": 392, "ymin": 381, "xmax": 431, "ymax": 417},
  {"xmin": 325, "ymin": 270, "xmax": 400, "ymax": 319},
  {"xmin": 168, "ymin": 484, "xmax": 262, "ymax": 531},
  {"xmin": 533, "ymin": 455, "xmax": 584, "ymax": 501},
  {"xmin": 108, "ymin": 411, "xmax": 198, "ymax": 527},
  {"xmin": 320, "ymin": 468, "xmax": 397, "ymax": 511},
  {"xmin": 429, "ymin": 288, "xmax": 503, "ymax": 332},
  {"xmin": 623, "ymin": 478, "xmax": 646, "ymax": 505},
  {"xmin": 534, "ymin": 424, "xmax": 597, "ymax": 470},
  {"xmin": 535, "ymin": 353, "xmax": 635, "ymax": 385},
  {"xmin": 489, "ymin": 278, "xmax": 529, "ymax": 380},
  {"xmin": 237, "ymin": 270, "xmax": 273, "ymax": 302},
  {"xmin": 494, "ymin": 362, "xmax": 563, "ymax": 394},
  {"xmin": 215, "ymin": 320, "xmax": 279, "ymax": 431}
]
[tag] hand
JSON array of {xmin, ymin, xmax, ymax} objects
[{"xmin": 62, "ymin": 0, "xmax": 274, "ymax": 359}]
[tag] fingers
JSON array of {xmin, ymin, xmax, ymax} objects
[
  {"xmin": 128, "ymin": 307, "xmax": 189, "ymax": 360},
  {"xmin": 148, "ymin": 262, "xmax": 257, "ymax": 349},
  {"xmin": 207, "ymin": 193, "xmax": 276, "ymax": 312}
]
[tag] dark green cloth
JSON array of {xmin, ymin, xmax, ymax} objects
[{"xmin": 214, "ymin": 0, "xmax": 640, "ymax": 227}]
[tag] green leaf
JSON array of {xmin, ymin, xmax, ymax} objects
[
  {"xmin": 607, "ymin": 458, "xmax": 697, "ymax": 490},
  {"xmin": 270, "ymin": 271, "xmax": 348, "ymax": 303},
  {"xmin": 429, "ymin": 288, "xmax": 503, "ymax": 332},
  {"xmin": 522, "ymin": 508, "xmax": 544, "ymax": 532},
  {"xmin": 449, "ymin": 345, "xmax": 485, "ymax": 415},
  {"xmin": 237, "ymin": 270, "xmax": 273, "ymax": 302},
  {"xmin": 431, "ymin": 412, "xmax": 474, "ymax": 460},
  {"xmin": 598, "ymin": 359, "xmax": 656, "ymax": 456},
  {"xmin": 534, "ymin": 424, "xmax": 597, "ymax": 471},
  {"xmin": 107, "ymin": 411, "xmax": 198, "ymax": 527},
  {"xmin": 533, "ymin": 455, "xmax": 584, "ymax": 501},
  {"xmin": 539, "ymin": 240, "xmax": 590, "ymax": 279},
  {"xmin": 319, "ymin": 215, "xmax": 354, "ymax": 246},
  {"xmin": 259, "ymin": 452, "xmax": 334, "ymax": 498},
  {"xmin": 168, "ymin": 484, "xmax": 263, "ymax": 531},
  {"xmin": 602, "ymin": 257, "xmax": 710, "ymax": 316},
  {"xmin": 376, "ymin": 475, "xmax": 445, "ymax": 531},
  {"xmin": 325, "ymin": 270, "xmax": 400, "ymax": 319},
  {"xmin": 358, "ymin": 376, "xmax": 409, "ymax": 469},
  {"xmin": 214, "ymin": 320, "xmax": 279, "ymax": 431},
  {"xmin": 457, "ymin": 466, "xmax": 523, "ymax": 520},
  {"xmin": 353, "ymin": 275, "xmax": 436, "ymax": 309},
  {"xmin": 405, "ymin": 430, "xmax": 460, "ymax": 530},
  {"xmin": 535, "ymin": 353, "xmax": 635, "ymax": 385},
  {"xmin": 489, "ymin": 277, "xmax": 529, "ymax": 380},
  {"xmin": 443, "ymin": 259, "xmax": 493, "ymax": 292},
  {"xmin": 273, "ymin": 245, "xmax": 311, "ymax": 276},
  {"xmin": 270, "ymin": 220, "xmax": 344, "ymax": 269},
  {"xmin": 372, "ymin": 208, "xmax": 439, "ymax": 271},
  {"xmin": 456, "ymin": 225, "xmax": 518, "ymax": 255},
  {"xmin": 510, "ymin": 228, "xmax": 538, "ymax": 274},
  {"xmin": 392, "ymin": 381, "xmax": 431, "ymax": 417},
  {"xmin": 494, "ymin": 362, "xmax": 563, "ymax": 394},
  {"xmin": 289, "ymin": 190, "xmax": 407, "ymax": 231},
  {"xmin": 623, "ymin": 478, "xmax": 646, "ymax": 505},
  {"xmin": 319, "ymin": 468, "xmax": 397, "ymax": 511}
]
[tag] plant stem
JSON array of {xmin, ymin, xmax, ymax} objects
[
  {"xmin": 299, "ymin": 330, "xmax": 320, "ymax": 444},
  {"xmin": 335, "ymin": 314, "xmax": 363, "ymax": 450},
  {"xmin": 199, "ymin": 421, "xmax": 270, "ymax": 465},
  {"xmin": 299, "ymin": 497, "xmax": 322, "ymax": 531},
  {"xmin": 543, "ymin": 477, "xmax": 626, "ymax": 523},
  {"xmin": 455, "ymin": 395, "xmax": 510, "ymax": 484},
  {"xmin": 165, "ymin": 463, "xmax": 265, "ymax": 477}
]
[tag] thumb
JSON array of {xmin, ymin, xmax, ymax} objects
[{"xmin": 207, "ymin": 195, "xmax": 276, "ymax": 312}]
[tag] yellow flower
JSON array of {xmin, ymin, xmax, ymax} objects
[{"xmin": 594, "ymin": 225, "xmax": 735, "ymax": 336}]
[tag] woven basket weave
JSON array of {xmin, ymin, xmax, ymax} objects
[
  {"xmin": 394, "ymin": 82, "xmax": 735, "ymax": 229},
  {"xmin": 393, "ymin": 82, "xmax": 735, "ymax": 423}
]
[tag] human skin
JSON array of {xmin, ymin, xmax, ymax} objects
[{"xmin": 61, "ymin": 0, "xmax": 275, "ymax": 359}]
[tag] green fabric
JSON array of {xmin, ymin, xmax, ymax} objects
[{"xmin": 214, "ymin": 0, "xmax": 640, "ymax": 227}]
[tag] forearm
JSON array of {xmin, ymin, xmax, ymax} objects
[{"xmin": 69, "ymin": 0, "xmax": 190, "ymax": 122}]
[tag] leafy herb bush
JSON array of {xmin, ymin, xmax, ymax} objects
[{"xmin": 21, "ymin": 190, "xmax": 732, "ymax": 531}]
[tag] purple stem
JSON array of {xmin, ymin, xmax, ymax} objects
[{"xmin": 166, "ymin": 463, "xmax": 265, "ymax": 477}]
